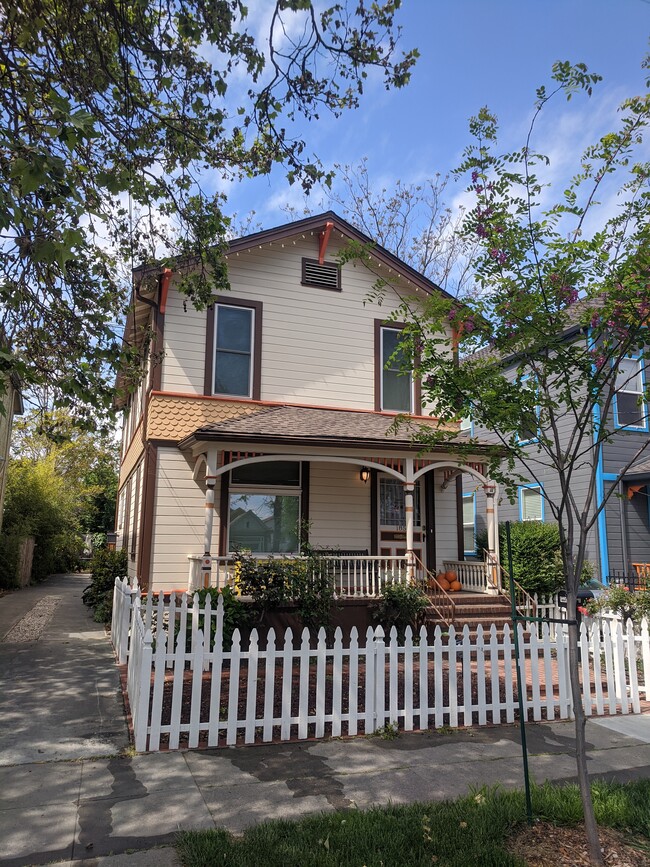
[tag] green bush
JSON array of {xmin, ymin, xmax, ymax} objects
[
  {"xmin": 587, "ymin": 586, "xmax": 650, "ymax": 625},
  {"xmin": 478, "ymin": 521, "xmax": 592, "ymax": 595},
  {"xmin": 82, "ymin": 548, "xmax": 128, "ymax": 623},
  {"xmin": 233, "ymin": 547, "xmax": 337, "ymax": 629},
  {"xmin": 374, "ymin": 581, "xmax": 429, "ymax": 638},
  {"xmin": 0, "ymin": 529, "xmax": 22, "ymax": 589}
]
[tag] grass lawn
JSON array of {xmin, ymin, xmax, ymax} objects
[{"xmin": 176, "ymin": 780, "xmax": 650, "ymax": 866}]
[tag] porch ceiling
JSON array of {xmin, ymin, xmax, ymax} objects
[{"xmin": 178, "ymin": 404, "xmax": 495, "ymax": 456}]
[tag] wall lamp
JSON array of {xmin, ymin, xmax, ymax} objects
[{"xmin": 360, "ymin": 467, "xmax": 370, "ymax": 484}]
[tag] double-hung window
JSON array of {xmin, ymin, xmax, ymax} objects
[
  {"xmin": 378, "ymin": 324, "xmax": 413, "ymax": 413},
  {"xmin": 518, "ymin": 375, "xmax": 539, "ymax": 444},
  {"xmin": 519, "ymin": 484, "xmax": 544, "ymax": 522},
  {"xmin": 615, "ymin": 356, "xmax": 648, "ymax": 430},
  {"xmin": 213, "ymin": 303, "xmax": 255, "ymax": 397}
]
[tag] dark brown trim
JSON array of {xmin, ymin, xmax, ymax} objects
[
  {"xmin": 137, "ymin": 443, "xmax": 158, "ymax": 592},
  {"xmin": 456, "ymin": 475, "xmax": 464, "ymax": 561},
  {"xmin": 130, "ymin": 464, "xmax": 141, "ymax": 561},
  {"xmin": 208, "ymin": 297, "xmax": 263, "ymax": 401},
  {"xmin": 149, "ymin": 305, "xmax": 164, "ymax": 393},
  {"xmin": 204, "ymin": 305, "xmax": 215, "ymax": 395},
  {"xmin": 300, "ymin": 462, "xmax": 310, "ymax": 545},
  {"xmin": 370, "ymin": 469, "xmax": 378, "ymax": 555},
  {"xmin": 218, "ymin": 470, "xmax": 230, "ymax": 557},
  {"xmin": 374, "ymin": 319, "xmax": 422, "ymax": 415},
  {"xmin": 122, "ymin": 478, "xmax": 132, "ymax": 553},
  {"xmin": 425, "ymin": 472, "xmax": 436, "ymax": 570}
]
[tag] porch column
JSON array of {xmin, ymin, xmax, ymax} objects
[
  {"xmin": 404, "ymin": 458, "xmax": 415, "ymax": 581},
  {"xmin": 202, "ymin": 447, "xmax": 219, "ymax": 589},
  {"xmin": 484, "ymin": 481, "xmax": 499, "ymax": 595}
]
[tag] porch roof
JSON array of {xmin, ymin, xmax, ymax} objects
[
  {"xmin": 178, "ymin": 404, "xmax": 493, "ymax": 454},
  {"xmin": 623, "ymin": 455, "xmax": 650, "ymax": 480}
]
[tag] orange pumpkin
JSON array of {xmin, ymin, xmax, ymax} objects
[
  {"xmin": 445, "ymin": 570, "xmax": 458, "ymax": 583},
  {"xmin": 437, "ymin": 576, "xmax": 450, "ymax": 591},
  {"xmin": 449, "ymin": 580, "xmax": 462, "ymax": 592}
]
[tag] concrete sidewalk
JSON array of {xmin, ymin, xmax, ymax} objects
[{"xmin": 2, "ymin": 575, "xmax": 650, "ymax": 866}]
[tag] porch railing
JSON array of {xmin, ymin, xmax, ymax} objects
[
  {"xmin": 442, "ymin": 559, "xmax": 490, "ymax": 593},
  {"xmin": 414, "ymin": 554, "xmax": 456, "ymax": 627},
  {"xmin": 189, "ymin": 554, "xmax": 409, "ymax": 597}
]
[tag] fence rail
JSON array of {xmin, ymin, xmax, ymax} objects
[{"xmin": 112, "ymin": 579, "xmax": 650, "ymax": 753}]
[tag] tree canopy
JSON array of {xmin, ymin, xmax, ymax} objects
[{"xmin": 0, "ymin": 0, "xmax": 417, "ymax": 426}]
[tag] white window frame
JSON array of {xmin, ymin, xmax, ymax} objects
[
  {"xmin": 614, "ymin": 355, "xmax": 648, "ymax": 432},
  {"xmin": 380, "ymin": 326, "xmax": 414, "ymax": 413},
  {"xmin": 462, "ymin": 492, "xmax": 476, "ymax": 555},
  {"xmin": 228, "ymin": 463, "xmax": 301, "ymax": 555},
  {"xmin": 213, "ymin": 303, "xmax": 255, "ymax": 398},
  {"xmin": 518, "ymin": 374, "xmax": 540, "ymax": 445},
  {"xmin": 519, "ymin": 484, "xmax": 544, "ymax": 522}
]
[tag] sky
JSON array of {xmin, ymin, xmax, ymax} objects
[{"xmin": 224, "ymin": 0, "xmax": 650, "ymax": 230}]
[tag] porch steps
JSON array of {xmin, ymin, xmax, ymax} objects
[{"xmin": 425, "ymin": 592, "xmax": 513, "ymax": 637}]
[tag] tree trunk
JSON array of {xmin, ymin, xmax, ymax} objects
[{"xmin": 567, "ymin": 619, "xmax": 605, "ymax": 866}]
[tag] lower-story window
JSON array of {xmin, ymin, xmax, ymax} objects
[
  {"xmin": 462, "ymin": 492, "xmax": 476, "ymax": 554},
  {"xmin": 519, "ymin": 484, "xmax": 544, "ymax": 521},
  {"xmin": 228, "ymin": 492, "xmax": 300, "ymax": 553}
]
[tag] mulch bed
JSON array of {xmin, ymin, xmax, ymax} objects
[{"xmin": 506, "ymin": 822, "xmax": 650, "ymax": 866}]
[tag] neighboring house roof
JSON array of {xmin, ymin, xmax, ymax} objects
[
  {"xmin": 179, "ymin": 404, "xmax": 487, "ymax": 453},
  {"xmin": 623, "ymin": 455, "xmax": 650, "ymax": 480}
]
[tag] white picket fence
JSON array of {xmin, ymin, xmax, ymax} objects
[{"xmin": 111, "ymin": 579, "xmax": 650, "ymax": 753}]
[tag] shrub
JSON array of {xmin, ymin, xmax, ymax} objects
[
  {"xmin": 233, "ymin": 546, "xmax": 337, "ymax": 629},
  {"xmin": 374, "ymin": 581, "xmax": 429, "ymax": 638},
  {"xmin": 587, "ymin": 586, "xmax": 650, "ymax": 625},
  {"xmin": 186, "ymin": 586, "xmax": 252, "ymax": 650},
  {"xmin": 478, "ymin": 521, "xmax": 592, "ymax": 595},
  {"xmin": 82, "ymin": 548, "xmax": 128, "ymax": 623}
]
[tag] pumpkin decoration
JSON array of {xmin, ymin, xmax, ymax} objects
[
  {"xmin": 437, "ymin": 574, "xmax": 450, "ymax": 591},
  {"xmin": 445, "ymin": 570, "xmax": 458, "ymax": 583},
  {"xmin": 427, "ymin": 576, "xmax": 437, "ymax": 590},
  {"xmin": 449, "ymin": 579, "xmax": 462, "ymax": 592}
]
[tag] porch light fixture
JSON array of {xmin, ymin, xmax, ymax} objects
[{"xmin": 360, "ymin": 467, "xmax": 370, "ymax": 484}]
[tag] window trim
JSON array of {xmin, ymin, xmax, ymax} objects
[
  {"xmin": 614, "ymin": 354, "xmax": 649, "ymax": 432},
  {"xmin": 374, "ymin": 320, "xmax": 420, "ymax": 414},
  {"xmin": 519, "ymin": 483, "xmax": 544, "ymax": 522},
  {"xmin": 205, "ymin": 298, "xmax": 262, "ymax": 399},
  {"xmin": 462, "ymin": 491, "xmax": 477, "ymax": 555}
]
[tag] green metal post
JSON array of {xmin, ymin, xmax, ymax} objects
[{"xmin": 506, "ymin": 520, "xmax": 533, "ymax": 825}]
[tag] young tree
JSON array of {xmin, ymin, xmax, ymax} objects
[
  {"xmin": 0, "ymin": 0, "xmax": 417, "ymax": 425},
  {"xmin": 371, "ymin": 61, "xmax": 649, "ymax": 865}
]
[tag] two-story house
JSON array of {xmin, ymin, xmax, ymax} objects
[
  {"xmin": 462, "ymin": 331, "xmax": 650, "ymax": 583},
  {"xmin": 115, "ymin": 212, "xmax": 502, "ymax": 595}
]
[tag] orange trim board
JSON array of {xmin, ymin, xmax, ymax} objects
[{"xmin": 149, "ymin": 390, "xmax": 446, "ymax": 424}]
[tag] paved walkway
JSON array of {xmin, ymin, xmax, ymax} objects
[{"xmin": 2, "ymin": 575, "xmax": 650, "ymax": 866}]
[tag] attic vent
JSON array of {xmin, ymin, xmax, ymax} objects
[{"xmin": 301, "ymin": 258, "xmax": 341, "ymax": 291}]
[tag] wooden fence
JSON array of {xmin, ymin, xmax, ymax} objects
[{"xmin": 112, "ymin": 579, "xmax": 650, "ymax": 753}]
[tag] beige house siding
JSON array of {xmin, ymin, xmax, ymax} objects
[
  {"xmin": 432, "ymin": 469, "xmax": 460, "ymax": 568},
  {"xmin": 119, "ymin": 421, "xmax": 145, "ymax": 488},
  {"xmin": 150, "ymin": 448, "xmax": 207, "ymax": 591},
  {"xmin": 308, "ymin": 462, "xmax": 372, "ymax": 551},
  {"xmin": 159, "ymin": 236, "xmax": 450, "ymax": 412}
]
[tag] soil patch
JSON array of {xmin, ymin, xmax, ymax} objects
[{"xmin": 506, "ymin": 822, "xmax": 650, "ymax": 866}]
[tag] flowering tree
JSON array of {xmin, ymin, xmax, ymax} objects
[{"xmin": 371, "ymin": 60, "xmax": 649, "ymax": 865}]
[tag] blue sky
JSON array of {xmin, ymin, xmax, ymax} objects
[{"xmin": 226, "ymin": 0, "xmax": 650, "ymax": 228}]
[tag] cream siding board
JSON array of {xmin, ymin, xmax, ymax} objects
[
  {"xmin": 161, "ymin": 237, "xmax": 451, "ymax": 409},
  {"xmin": 308, "ymin": 462, "xmax": 371, "ymax": 550},
  {"xmin": 433, "ymin": 470, "xmax": 459, "ymax": 568},
  {"xmin": 161, "ymin": 281, "xmax": 207, "ymax": 394},
  {"xmin": 150, "ymin": 448, "xmax": 207, "ymax": 591}
]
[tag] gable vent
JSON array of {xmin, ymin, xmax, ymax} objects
[{"xmin": 302, "ymin": 258, "xmax": 341, "ymax": 291}]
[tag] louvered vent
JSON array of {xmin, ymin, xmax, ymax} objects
[{"xmin": 302, "ymin": 258, "xmax": 341, "ymax": 291}]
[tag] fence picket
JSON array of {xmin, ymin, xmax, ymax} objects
[
  {"xmin": 134, "ymin": 627, "xmax": 153, "ymax": 752},
  {"xmin": 626, "ymin": 619, "xmax": 640, "ymax": 715},
  {"xmin": 502, "ymin": 624, "xmax": 514, "ymax": 724},
  {"xmin": 226, "ymin": 629, "xmax": 241, "ymax": 746},
  {"xmin": 280, "ymin": 629, "xmax": 294, "ymax": 741},
  {"xmin": 245, "ymin": 630, "xmax": 259, "ymax": 744},
  {"xmin": 580, "ymin": 623, "xmax": 591, "ymax": 716},
  {"xmin": 590, "ymin": 619, "xmax": 604, "ymax": 716},
  {"xmin": 263, "ymin": 629, "xmax": 276, "ymax": 743},
  {"xmin": 419, "ymin": 626, "xmax": 429, "ymax": 730},
  {"xmin": 448, "ymin": 626, "xmax": 458, "ymax": 728},
  {"xmin": 614, "ymin": 620, "xmax": 629, "ymax": 714},
  {"xmin": 188, "ymin": 628, "xmax": 205, "ymax": 748},
  {"xmin": 461, "ymin": 626, "xmax": 472, "ymax": 727},
  {"xmin": 476, "ymin": 626, "xmax": 486, "ymax": 726},
  {"xmin": 207, "ymin": 599, "xmax": 224, "ymax": 747},
  {"xmin": 602, "ymin": 620, "xmax": 616, "ymax": 715},
  {"xmin": 488, "ymin": 624, "xmax": 500, "ymax": 724},
  {"xmin": 642, "ymin": 619, "xmax": 650, "ymax": 702},
  {"xmin": 298, "ymin": 628, "xmax": 311, "ymax": 740},
  {"xmin": 388, "ymin": 626, "xmax": 398, "ymax": 727},
  {"xmin": 332, "ymin": 628, "xmax": 343, "ymax": 737},
  {"xmin": 315, "ymin": 628, "xmax": 327, "ymax": 739},
  {"xmin": 555, "ymin": 625, "xmax": 570, "ymax": 719},
  {"xmin": 529, "ymin": 625, "xmax": 541, "ymax": 722},
  {"xmin": 169, "ymin": 598, "xmax": 188, "ymax": 750},
  {"xmin": 166, "ymin": 592, "xmax": 177, "ymax": 669},
  {"xmin": 374, "ymin": 627, "xmax": 385, "ymax": 732},
  {"xmin": 541, "ymin": 622, "xmax": 554, "ymax": 719},
  {"xmin": 149, "ymin": 633, "xmax": 166, "ymax": 751},
  {"xmin": 403, "ymin": 627, "xmax": 413, "ymax": 731},
  {"xmin": 348, "ymin": 628, "xmax": 360, "ymax": 737}
]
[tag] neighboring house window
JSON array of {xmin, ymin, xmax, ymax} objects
[
  {"xmin": 615, "ymin": 356, "xmax": 648, "ymax": 430},
  {"xmin": 214, "ymin": 304, "xmax": 254, "ymax": 397},
  {"xmin": 228, "ymin": 461, "xmax": 301, "ymax": 554},
  {"xmin": 377, "ymin": 324, "xmax": 413, "ymax": 412},
  {"xmin": 379, "ymin": 477, "xmax": 421, "ymax": 527},
  {"xmin": 462, "ymin": 493, "xmax": 476, "ymax": 554},
  {"xmin": 460, "ymin": 416, "xmax": 474, "ymax": 436},
  {"xmin": 519, "ymin": 484, "xmax": 544, "ymax": 521},
  {"xmin": 518, "ymin": 375, "xmax": 539, "ymax": 444}
]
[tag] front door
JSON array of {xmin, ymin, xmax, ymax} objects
[{"xmin": 377, "ymin": 475, "xmax": 425, "ymax": 565}]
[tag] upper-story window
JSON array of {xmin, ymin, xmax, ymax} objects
[
  {"xmin": 377, "ymin": 324, "xmax": 413, "ymax": 413},
  {"xmin": 615, "ymin": 356, "xmax": 648, "ymax": 431},
  {"xmin": 518, "ymin": 375, "xmax": 539, "ymax": 444},
  {"xmin": 209, "ymin": 299, "xmax": 262, "ymax": 399}
]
